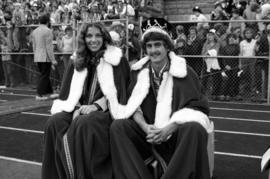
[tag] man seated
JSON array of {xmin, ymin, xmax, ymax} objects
[{"xmin": 110, "ymin": 17, "xmax": 213, "ymax": 179}]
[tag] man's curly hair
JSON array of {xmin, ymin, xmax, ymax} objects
[{"xmin": 74, "ymin": 23, "xmax": 112, "ymax": 71}]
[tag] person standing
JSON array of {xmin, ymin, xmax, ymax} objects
[
  {"xmin": 32, "ymin": 13, "xmax": 57, "ymax": 100},
  {"xmin": 185, "ymin": 26, "xmax": 204, "ymax": 77},
  {"xmin": 110, "ymin": 18, "xmax": 212, "ymax": 179},
  {"xmin": 239, "ymin": 28, "xmax": 257, "ymax": 99}
]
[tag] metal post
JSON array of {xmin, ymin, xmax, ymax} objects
[
  {"xmin": 139, "ymin": 15, "xmax": 143, "ymax": 58},
  {"xmin": 267, "ymin": 49, "xmax": 270, "ymax": 104},
  {"xmin": 125, "ymin": 1, "xmax": 129, "ymax": 60}
]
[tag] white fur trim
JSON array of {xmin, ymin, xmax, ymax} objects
[
  {"xmin": 154, "ymin": 72, "xmax": 173, "ymax": 128},
  {"xmin": 131, "ymin": 52, "xmax": 187, "ymax": 78},
  {"xmin": 97, "ymin": 58, "xmax": 150, "ymax": 119},
  {"xmin": 153, "ymin": 72, "xmax": 210, "ymax": 132},
  {"xmin": 169, "ymin": 108, "xmax": 212, "ymax": 133},
  {"xmin": 131, "ymin": 56, "xmax": 149, "ymax": 71},
  {"xmin": 168, "ymin": 52, "xmax": 187, "ymax": 78},
  {"xmin": 51, "ymin": 68, "xmax": 88, "ymax": 114},
  {"xmin": 103, "ymin": 45, "xmax": 122, "ymax": 66}
]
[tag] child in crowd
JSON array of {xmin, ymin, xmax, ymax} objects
[
  {"xmin": 58, "ymin": 26, "xmax": 74, "ymax": 69},
  {"xmin": 239, "ymin": 28, "xmax": 257, "ymax": 99},
  {"xmin": 201, "ymin": 29, "xmax": 222, "ymax": 100},
  {"xmin": 219, "ymin": 33, "xmax": 240, "ymax": 101},
  {"xmin": 0, "ymin": 29, "xmax": 13, "ymax": 87}
]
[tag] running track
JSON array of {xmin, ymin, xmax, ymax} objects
[{"xmin": 0, "ymin": 89, "xmax": 269, "ymax": 179}]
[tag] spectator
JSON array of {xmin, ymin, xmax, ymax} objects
[
  {"xmin": 126, "ymin": 23, "xmax": 141, "ymax": 65},
  {"xmin": 32, "ymin": 13, "xmax": 57, "ymax": 100},
  {"xmin": 175, "ymin": 25, "xmax": 187, "ymax": 42},
  {"xmin": 174, "ymin": 37, "xmax": 187, "ymax": 56},
  {"xmin": 254, "ymin": 23, "xmax": 270, "ymax": 100},
  {"xmin": 219, "ymin": 33, "xmax": 240, "ymax": 101},
  {"xmin": 80, "ymin": 4, "xmax": 90, "ymax": 22},
  {"xmin": 239, "ymin": 28, "xmax": 257, "ymax": 99},
  {"xmin": 67, "ymin": 0, "xmax": 78, "ymax": 12},
  {"xmin": 190, "ymin": 6, "xmax": 209, "ymax": 32},
  {"xmin": 0, "ymin": 4, "xmax": 6, "ymax": 25},
  {"xmin": 12, "ymin": 2, "xmax": 25, "ymax": 51},
  {"xmin": 120, "ymin": 0, "xmax": 135, "ymax": 17},
  {"xmin": 243, "ymin": 1, "xmax": 260, "ymax": 33},
  {"xmin": 116, "ymin": 0, "xmax": 125, "ymax": 17},
  {"xmin": 211, "ymin": 1, "xmax": 229, "ymax": 21},
  {"xmin": 31, "ymin": 12, "xmax": 39, "ymax": 24},
  {"xmin": 227, "ymin": 8, "xmax": 245, "ymax": 37},
  {"xmin": 231, "ymin": 26, "xmax": 243, "ymax": 43},
  {"xmin": 185, "ymin": 26, "xmax": 204, "ymax": 77},
  {"xmin": 0, "ymin": 28, "xmax": 14, "ymax": 87},
  {"xmin": 50, "ymin": 5, "xmax": 61, "ymax": 24},
  {"xmin": 109, "ymin": 30, "xmax": 121, "ymax": 47},
  {"xmin": 215, "ymin": 23, "xmax": 228, "ymax": 47},
  {"xmin": 201, "ymin": 29, "xmax": 222, "ymax": 100}
]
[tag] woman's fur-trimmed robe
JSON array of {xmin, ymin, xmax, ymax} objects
[{"xmin": 42, "ymin": 45, "xmax": 130, "ymax": 179}]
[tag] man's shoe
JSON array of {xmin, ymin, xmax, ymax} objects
[
  {"xmin": 49, "ymin": 93, "xmax": 59, "ymax": 99},
  {"xmin": 35, "ymin": 95, "xmax": 49, "ymax": 101}
]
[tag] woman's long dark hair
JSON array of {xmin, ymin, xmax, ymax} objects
[{"xmin": 74, "ymin": 22, "xmax": 113, "ymax": 71}]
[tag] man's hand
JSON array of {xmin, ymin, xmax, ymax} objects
[
  {"xmin": 52, "ymin": 60, "xmax": 58, "ymax": 66},
  {"xmin": 79, "ymin": 105, "xmax": 98, "ymax": 115},
  {"xmin": 51, "ymin": 60, "xmax": 57, "ymax": 70},
  {"xmin": 72, "ymin": 109, "xmax": 80, "ymax": 120},
  {"xmin": 146, "ymin": 123, "xmax": 178, "ymax": 144}
]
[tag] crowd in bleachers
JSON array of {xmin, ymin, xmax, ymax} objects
[
  {"xmin": 174, "ymin": 0, "xmax": 270, "ymax": 102},
  {"xmin": 0, "ymin": 0, "xmax": 141, "ymax": 90},
  {"xmin": 1, "ymin": 0, "xmax": 270, "ymax": 102}
]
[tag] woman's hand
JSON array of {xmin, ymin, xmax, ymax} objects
[{"xmin": 79, "ymin": 105, "xmax": 98, "ymax": 115}]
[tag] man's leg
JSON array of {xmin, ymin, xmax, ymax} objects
[
  {"xmin": 110, "ymin": 119, "xmax": 153, "ymax": 179},
  {"xmin": 37, "ymin": 62, "xmax": 53, "ymax": 96},
  {"xmin": 161, "ymin": 122, "xmax": 210, "ymax": 179}
]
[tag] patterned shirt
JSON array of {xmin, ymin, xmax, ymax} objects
[{"xmin": 150, "ymin": 61, "xmax": 170, "ymax": 94}]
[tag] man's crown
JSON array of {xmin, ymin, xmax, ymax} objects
[
  {"xmin": 142, "ymin": 18, "xmax": 168, "ymax": 32},
  {"xmin": 141, "ymin": 17, "xmax": 175, "ymax": 38}
]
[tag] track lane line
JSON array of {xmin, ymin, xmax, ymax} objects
[
  {"xmin": 211, "ymin": 116, "xmax": 270, "ymax": 123},
  {"xmin": 21, "ymin": 112, "xmax": 51, "ymax": 117},
  {"xmin": 0, "ymin": 93, "xmax": 35, "ymax": 97},
  {"xmin": 1, "ymin": 126, "xmax": 270, "ymax": 137},
  {"xmin": 0, "ymin": 156, "xmax": 42, "ymax": 166},
  {"xmin": 214, "ymin": 152, "xmax": 262, "ymax": 159},
  {"xmin": 211, "ymin": 107, "xmax": 270, "ymax": 113},
  {"xmin": 0, "ymin": 151, "xmax": 261, "ymax": 167},
  {"xmin": 0, "ymin": 126, "xmax": 44, "ymax": 134},
  {"xmin": 215, "ymin": 130, "xmax": 270, "ymax": 137},
  {"xmin": 21, "ymin": 112, "xmax": 270, "ymax": 123}
]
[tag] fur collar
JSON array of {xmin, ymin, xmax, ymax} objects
[
  {"xmin": 131, "ymin": 51, "xmax": 187, "ymax": 78},
  {"xmin": 103, "ymin": 45, "xmax": 122, "ymax": 66},
  {"xmin": 50, "ymin": 45, "xmax": 122, "ymax": 115}
]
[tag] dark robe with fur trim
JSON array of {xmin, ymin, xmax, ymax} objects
[
  {"xmin": 110, "ymin": 52, "xmax": 212, "ymax": 179},
  {"xmin": 42, "ymin": 46, "xmax": 130, "ymax": 179}
]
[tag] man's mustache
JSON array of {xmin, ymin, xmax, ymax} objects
[{"xmin": 149, "ymin": 52, "xmax": 160, "ymax": 56}]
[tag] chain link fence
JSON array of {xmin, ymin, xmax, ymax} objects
[
  {"xmin": 0, "ymin": 18, "xmax": 270, "ymax": 103},
  {"xmin": 0, "ymin": 18, "xmax": 130, "ymax": 92},
  {"xmin": 172, "ymin": 19, "xmax": 270, "ymax": 103}
]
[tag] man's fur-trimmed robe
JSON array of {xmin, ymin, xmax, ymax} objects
[{"xmin": 110, "ymin": 51, "xmax": 212, "ymax": 179}]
